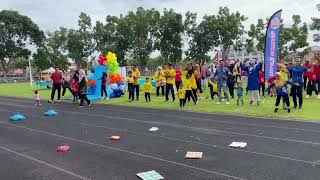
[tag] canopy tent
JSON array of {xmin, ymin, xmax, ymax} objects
[{"xmin": 42, "ymin": 67, "xmax": 55, "ymax": 74}]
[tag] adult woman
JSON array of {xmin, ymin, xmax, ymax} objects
[
  {"xmin": 194, "ymin": 64, "xmax": 203, "ymax": 95},
  {"xmin": 242, "ymin": 60, "xmax": 262, "ymax": 106},
  {"xmin": 78, "ymin": 69, "xmax": 91, "ymax": 107},
  {"xmin": 288, "ymin": 58, "xmax": 309, "ymax": 109},
  {"xmin": 154, "ymin": 66, "xmax": 165, "ymax": 96}
]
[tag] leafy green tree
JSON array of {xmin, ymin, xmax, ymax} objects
[
  {"xmin": 0, "ymin": 10, "xmax": 44, "ymax": 79},
  {"xmin": 66, "ymin": 12, "xmax": 95, "ymax": 69},
  {"xmin": 125, "ymin": 7, "xmax": 160, "ymax": 66},
  {"xmin": 155, "ymin": 9, "xmax": 184, "ymax": 64},
  {"xmin": 215, "ymin": 7, "xmax": 247, "ymax": 59},
  {"xmin": 310, "ymin": 4, "xmax": 320, "ymax": 42},
  {"xmin": 246, "ymin": 19, "xmax": 265, "ymax": 53}
]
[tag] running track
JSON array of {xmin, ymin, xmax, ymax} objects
[{"xmin": 0, "ymin": 96, "xmax": 320, "ymax": 180}]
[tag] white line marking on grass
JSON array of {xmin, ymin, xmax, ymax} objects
[
  {"xmin": 0, "ymin": 121, "xmax": 246, "ymax": 180},
  {"xmin": 1, "ymin": 103, "xmax": 320, "ymax": 146},
  {"xmin": 0, "ymin": 145, "xmax": 90, "ymax": 180},
  {"xmin": 1, "ymin": 98, "xmax": 319, "ymax": 134}
]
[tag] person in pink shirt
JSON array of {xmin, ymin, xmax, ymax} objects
[
  {"xmin": 49, "ymin": 67, "xmax": 62, "ymax": 103},
  {"xmin": 175, "ymin": 65, "xmax": 182, "ymax": 92}
]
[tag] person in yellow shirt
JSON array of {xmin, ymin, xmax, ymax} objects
[
  {"xmin": 164, "ymin": 63, "xmax": 176, "ymax": 101},
  {"xmin": 178, "ymin": 84, "xmax": 186, "ymax": 108},
  {"xmin": 208, "ymin": 76, "xmax": 218, "ymax": 100},
  {"xmin": 154, "ymin": 66, "xmax": 165, "ymax": 96},
  {"xmin": 127, "ymin": 71, "xmax": 134, "ymax": 102},
  {"xmin": 143, "ymin": 77, "xmax": 153, "ymax": 102},
  {"xmin": 183, "ymin": 73, "xmax": 197, "ymax": 105},
  {"xmin": 132, "ymin": 66, "xmax": 141, "ymax": 101}
]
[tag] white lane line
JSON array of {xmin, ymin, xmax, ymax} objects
[
  {"xmin": 1, "ymin": 103, "xmax": 320, "ymax": 146},
  {"xmin": 1, "ymin": 108, "xmax": 317, "ymax": 165},
  {"xmin": 77, "ymin": 122, "xmax": 320, "ymax": 166},
  {"xmin": 0, "ymin": 145, "xmax": 90, "ymax": 180},
  {"xmin": 1, "ymin": 98, "xmax": 320, "ymax": 134},
  {"xmin": 0, "ymin": 121, "xmax": 246, "ymax": 180}
]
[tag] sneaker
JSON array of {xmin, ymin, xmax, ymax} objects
[
  {"xmin": 249, "ymin": 101, "xmax": 253, "ymax": 105},
  {"xmin": 217, "ymin": 102, "xmax": 221, "ymax": 105},
  {"xmin": 48, "ymin": 100, "xmax": 53, "ymax": 103},
  {"xmin": 56, "ymin": 100, "xmax": 61, "ymax": 103},
  {"xmin": 80, "ymin": 105, "xmax": 84, "ymax": 108},
  {"xmin": 226, "ymin": 101, "xmax": 230, "ymax": 105},
  {"xmin": 274, "ymin": 108, "xmax": 279, "ymax": 113},
  {"xmin": 293, "ymin": 106, "xmax": 297, "ymax": 109},
  {"xmin": 306, "ymin": 95, "xmax": 310, "ymax": 99},
  {"xmin": 106, "ymin": 97, "xmax": 110, "ymax": 100},
  {"xmin": 298, "ymin": 106, "xmax": 302, "ymax": 109},
  {"xmin": 88, "ymin": 101, "xmax": 92, "ymax": 106},
  {"xmin": 101, "ymin": 97, "xmax": 105, "ymax": 100}
]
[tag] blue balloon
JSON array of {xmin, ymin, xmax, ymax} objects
[
  {"xmin": 110, "ymin": 83, "xmax": 118, "ymax": 90},
  {"xmin": 119, "ymin": 85, "xmax": 125, "ymax": 90}
]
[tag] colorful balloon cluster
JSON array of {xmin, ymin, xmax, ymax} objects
[{"xmin": 99, "ymin": 51, "xmax": 125, "ymax": 98}]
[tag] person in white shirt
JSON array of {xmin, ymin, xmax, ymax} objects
[{"xmin": 34, "ymin": 90, "xmax": 41, "ymax": 106}]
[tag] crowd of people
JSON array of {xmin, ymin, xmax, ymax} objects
[
  {"xmin": 37, "ymin": 57, "xmax": 320, "ymax": 113},
  {"xmin": 38, "ymin": 68, "xmax": 96, "ymax": 108},
  {"xmin": 127, "ymin": 57, "xmax": 320, "ymax": 113}
]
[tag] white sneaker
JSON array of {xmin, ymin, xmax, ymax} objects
[
  {"xmin": 317, "ymin": 95, "xmax": 320, "ymax": 99},
  {"xmin": 226, "ymin": 101, "xmax": 230, "ymax": 105},
  {"xmin": 217, "ymin": 102, "xmax": 221, "ymax": 105},
  {"xmin": 106, "ymin": 97, "xmax": 110, "ymax": 100},
  {"xmin": 305, "ymin": 95, "xmax": 310, "ymax": 99}
]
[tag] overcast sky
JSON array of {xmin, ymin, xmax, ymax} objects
[{"xmin": 1, "ymin": 0, "xmax": 319, "ymax": 45}]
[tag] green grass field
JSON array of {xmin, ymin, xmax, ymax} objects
[{"xmin": 1, "ymin": 82, "xmax": 320, "ymax": 121}]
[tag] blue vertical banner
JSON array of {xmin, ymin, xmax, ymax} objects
[{"xmin": 264, "ymin": 10, "xmax": 282, "ymax": 81}]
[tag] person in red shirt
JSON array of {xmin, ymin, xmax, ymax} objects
[
  {"xmin": 306, "ymin": 62, "xmax": 318, "ymax": 98},
  {"xmin": 49, "ymin": 67, "xmax": 62, "ymax": 103},
  {"xmin": 175, "ymin": 65, "xmax": 182, "ymax": 92},
  {"xmin": 259, "ymin": 71, "xmax": 265, "ymax": 97},
  {"xmin": 303, "ymin": 61, "xmax": 312, "ymax": 91},
  {"xmin": 315, "ymin": 59, "xmax": 320, "ymax": 99}
]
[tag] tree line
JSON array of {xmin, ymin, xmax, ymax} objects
[{"xmin": 1, "ymin": 5, "xmax": 318, "ymax": 79}]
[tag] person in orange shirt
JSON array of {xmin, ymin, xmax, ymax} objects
[
  {"xmin": 164, "ymin": 63, "xmax": 176, "ymax": 102},
  {"xmin": 132, "ymin": 66, "xmax": 141, "ymax": 101}
]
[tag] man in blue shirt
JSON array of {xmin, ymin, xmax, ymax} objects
[
  {"xmin": 215, "ymin": 60, "xmax": 231, "ymax": 104},
  {"xmin": 288, "ymin": 58, "xmax": 309, "ymax": 109}
]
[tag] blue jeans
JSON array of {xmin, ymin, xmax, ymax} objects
[{"xmin": 218, "ymin": 83, "xmax": 229, "ymax": 102}]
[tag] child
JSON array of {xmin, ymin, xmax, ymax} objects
[
  {"xmin": 34, "ymin": 90, "xmax": 41, "ymax": 106},
  {"xmin": 235, "ymin": 81, "xmax": 244, "ymax": 105},
  {"xmin": 178, "ymin": 84, "xmax": 186, "ymax": 108},
  {"xmin": 183, "ymin": 74, "xmax": 197, "ymax": 105},
  {"xmin": 127, "ymin": 71, "xmax": 134, "ymax": 102},
  {"xmin": 266, "ymin": 72, "xmax": 293, "ymax": 113},
  {"xmin": 100, "ymin": 72, "xmax": 109, "ymax": 100},
  {"xmin": 79, "ymin": 69, "xmax": 91, "ymax": 108},
  {"xmin": 70, "ymin": 79, "xmax": 79, "ymax": 103},
  {"xmin": 143, "ymin": 77, "xmax": 153, "ymax": 102},
  {"xmin": 208, "ymin": 76, "xmax": 218, "ymax": 100}
]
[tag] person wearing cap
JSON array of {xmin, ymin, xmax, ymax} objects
[
  {"xmin": 266, "ymin": 72, "xmax": 294, "ymax": 113},
  {"xmin": 215, "ymin": 60, "xmax": 231, "ymax": 104},
  {"xmin": 242, "ymin": 59, "xmax": 262, "ymax": 105},
  {"xmin": 288, "ymin": 58, "xmax": 310, "ymax": 109}
]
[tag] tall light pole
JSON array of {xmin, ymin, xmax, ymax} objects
[{"xmin": 28, "ymin": 58, "xmax": 33, "ymax": 87}]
